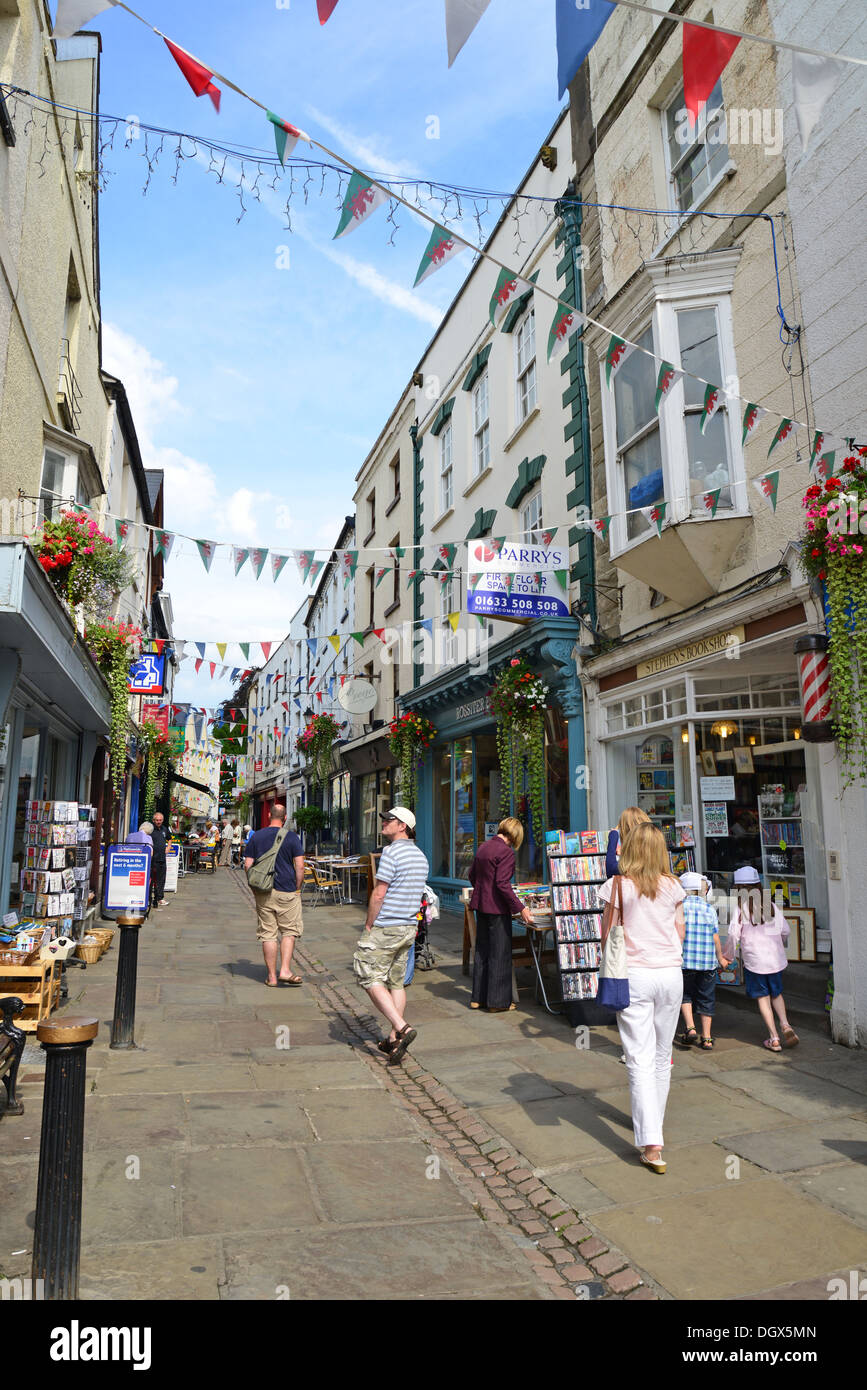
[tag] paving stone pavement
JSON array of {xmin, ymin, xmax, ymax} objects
[{"xmin": 1, "ymin": 869, "xmax": 865, "ymax": 1302}]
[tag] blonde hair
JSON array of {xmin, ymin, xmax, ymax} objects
[
  {"xmin": 618, "ymin": 823, "xmax": 676, "ymax": 900},
  {"xmin": 497, "ymin": 817, "xmax": 524, "ymax": 850},
  {"xmin": 617, "ymin": 806, "xmax": 651, "ymax": 841}
]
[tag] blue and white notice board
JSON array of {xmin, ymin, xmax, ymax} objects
[{"xmin": 103, "ymin": 844, "xmax": 152, "ymax": 913}]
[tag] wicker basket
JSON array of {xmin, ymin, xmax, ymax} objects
[
  {"xmin": 0, "ymin": 945, "xmax": 40, "ymax": 966},
  {"xmin": 89, "ymin": 927, "xmax": 115, "ymax": 956},
  {"xmin": 75, "ymin": 941, "xmax": 102, "ymax": 964}
]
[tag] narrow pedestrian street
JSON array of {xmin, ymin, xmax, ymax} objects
[{"xmin": 1, "ymin": 870, "xmax": 865, "ymax": 1301}]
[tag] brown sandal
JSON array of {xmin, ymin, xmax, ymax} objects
[{"xmin": 386, "ymin": 1024, "xmax": 417, "ymax": 1065}]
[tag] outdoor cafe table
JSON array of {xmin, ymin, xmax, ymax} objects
[{"xmin": 308, "ymin": 856, "xmax": 366, "ymax": 904}]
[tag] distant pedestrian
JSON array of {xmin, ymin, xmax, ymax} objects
[
  {"xmin": 219, "ymin": 817, "xmax": 233, "ymax": 867},
  {"xmin": 127, "ymin": 821, "xmax": 153, "ymax": 848},
  {"xmin": 468, "ymin": 818, "xmax": 535, "ymax": 1012},
  {"xmin": 151, "ymin": 812, "xmax": 169, "ymax": 908},
  {"xmin": 605, "ymin": 806, "xmax": 652, "ymax": 878},
  {"xmin": 598, "ymin": 823, "xmax": 686, "ymax": 1175},
  {"xmin": 725, "ymin": 866, "xmax": 798, "ymax": 1052},
  {"xmin": 354, "ymin": 807, "xmax": 428, "ymax": 1065},
  {"xmin": 244, "ymin": 803, "xmax": 305, "ymax": 987},
  {"xmin": 676, "ymin": 872, "xmax": 726, "ymax": 1051}
]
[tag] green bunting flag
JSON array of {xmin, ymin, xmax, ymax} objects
[
  {"xmin": 605, "ymin": 335, "xmax": 634, "ymax": 387},
  {"xmin": 250, "ymin": 548, "xmax": 268, "ymax": 580},
  {"xmin": 413, "ymin": 224, "xmax": 465, "ymax": 286},
  {"xmin": 437, "ymin": 543, "xmax": 457, "ymax": 567},
  {"xmin": 767, "ymin": 419, "xmax": 798, "ymax": 457},
  {"xmin": 813, "ymin": 451, "xmax": 836, "ymax": 480},
  {"xmin": 469, "ymin": 572, "xmax": 484, "ymax": 590},
  {"xmin": 267, "ymin": 111, "xmax": 304, "ymax": 166},
  {"xmin": 114, "ymin": 518, "xmax": 131, "ymax": 548},
  {"xmin": 742, "ymin": 402, "xmax": 767, "ymax": 445},
  {"xmin": 271, "ymin": 553, "xmax": 289, "ymax": 582},
  {"xmin": 643, "ymin": 503, "xmax": 667, "ymax": 537},
  {"xmin": 547, "ymin": 303, "xmax": 582, "ymax": 361},
  {"xmin": 375, "ymin": 566, "xmax": 389, "ymax": 588},
  {"xmin": 333, "ymin": 171, "xmax": 388, "ymax": 238},
  {"xmin": 351, "ymin": 631, "xmax": 366, "ymax": 646},
  {"xmin": 703, "ymin": 489, "xmax": 722, "ymax": 518},
  {"xmin": 554, "ymin": 569, "xmax": 569, "ymax": 591},
  {"xmin": 541, "ymin": 528, "xmax": 558, "ymax": 545},
  {"xmin": 406, "ymin": 569, "xmax": 423, "ymax": 588},
  {"xmin": 294, "ymin": 550, "xmax": 315, "ymax": 582},
  {"xmin": 809, "ymin": 431, "xmax": 825, "ymax": 470},
  {"xmin": 655, "ymin": 361, "xmax": 682, "ymax": 412},
  {"xmin": 195, "ymin": 539, "xmax": 217, "ymax": 572},
  {"xmin": 490, "ymin": 537, "xmax": 505, "ymax": 555},
  {"xmin": 341, "ymin": 551, "xmax": 358, "ymax": 587},
  {"xmin": 754, "ymin": 471, "xmax": 780, "ymax": 511},
  {"xmin": 489, "ymin": 267, "xmax": 533, "ymax": 327},
  {"xmin": 239, "ymin": 643, "xmax": 250, "ymax": 660},
  {"xmin": 152, "ymin": 530, "xmax": 174, "ymax": 561},
  {"xmin": 389, "ymin": 546, "xmax": 406, "ymax": 562},
  {"xmin": 699, "ymin": 384, "xmax": 723, "ymax": 435},
  {"xmin": 233, "ymin": 547, "xmax": 249, "ymax": 576},
  {"xmin": 308, "ymin": 560, "xmax": 323, "ymax": 585},
  {"xmin": 591, "ymin": 516, "xmax": 611, "ymax": 541}
]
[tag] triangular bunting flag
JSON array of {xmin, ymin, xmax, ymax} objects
[
  {"xmin": 421, "ymin": 619, "xmax": 434, "ymax": 636},
  {"xmin": 152, "ymin": 639, "xmax": 165, "ymax": 656},
  {"xmin": 164, "ymin": 38, "xmax": 221, "ymax": 113},
  {"xmin": 114, "ymin": 518, "xmax": 131, "ymax": 548},
  {"xmin": 489, "ymin": 267, "xmax": 533, "ymax": 327},
  {"xmin": 152, "ymin": 530, "xmax": 174, "ymax": 561},
  {"xmin": 317, "ymin": 0, "xmax": 340, "ymax": 21},
  {"xmin": 294, "ymin": 550, "xmax": 315, "ymax": 582},
  {"xmin": 445, "ymin": 0, "xmax": 491, "ymax": 65},
  {"xmin": 655, "ymin": 361, "xmax": 683, "ymax": 412},
  {"xmin": 754, "ymin": 471, "xmax": 780, "ymax": 511},
  {"xmin": 233, "ymin": 547, "xmax": 249, "ymax": 576},
  {"xmin": 271, "ymin": 553, "xmax": 289, "ymax": 582},
  {"xmin": 767, "ymin": 419, "xmax": 798, "ymax": 458},
  {"xmin": 306, "ymin": 638, "xmax": 318, "ymax": 658},
  {"xmin": 413, "ymin": 224, "xmax": 465, "ymax": 287},
  {"xmin": 53, "ymin": 0, "xmax": 117, "ymax": 39},
  {"xmin": 267, "ymin": 111, "xmax": 305, "ymax": 166},
  {"xmin": 389, "ymin": 546, "xmax": 406, "ymax": 562},
  {"xmin": 547, "ymin": 303, "xmax": 583, "ymax": 361},
  {"xmin": 703, "ymin": 489, "xmax": 722, "ymax": 518},
  {"xmin": 604, "ymin": 335, "xmax": 634, "ymax": 387},
  {"xmin": 643, "ymin": 503, "xmax": 667, "ymax": 537},
  {"xmin": 195, "ymin": 643, "xmax": 206, "ymax": 659},
  {"xmin": 809, "ymin": 432, "xmax": 826, "ymax": 471},
  {"xmin": 742, "ymin": 402, "xmax": 767, "ymax": 445},
  {"xmin": 591, "ymin": 517, "xmax": 612, "ymax": 540},
  {"xmin": 195, "ymin": 539, "xmax": 217, "ymax": 572},
  {"xmin": 699, "ymin": 384, "xmax": 723, "ymax": 435},
  {"xmin": 555, "ymin": 0, "xmax": 615, "ymax": 98},
  {"xmin": 327, "ymin": 634, "xmax": 341, "ymax": 655},
  {"xmin": 468, "ymin": 572, "xmax": 483, "ymax": 590},
  {"xmin": 682, "ymin": 22, "xmax": 740, "ymax": 127},
  {"xmin": 333, "ymin": 172, "xmax": 388, "ymax": 238},
  {"xmin": 447, "ymin": 611, "xmax": 460, "ymax": 633},
  {"xmin": 216, "ymin": 643, "xmax": 227, "ymax": 661},
  {"xmin": 503, "ymin": 574, "xmax": 514, "ymax": 594},
  {"xmin": 240, "ymin": 643, "xmax": 250, "ymax": 660},
  {"xmin": 350, "ymin": 632, "xmax": 366, "ymax": 646},
  {"xmin": 490, "ymin": 537, "xmax": 505, "ymax": 555},
  {"xmin": 554, "ymin": 569, "xmax": 569, "ymax": 591},
  {"xmin": 341, "ymin": 551, "xmax": 358, "ymax": 587},
  {"xmin": 407, "ymin": 570, "xmax": 423, "ymax": 588},
  {"xmin": 308, "ymin": 560, "xmax": 324, "ymax": 584},
  {"xmin": 541, "ymin": 528, "xmax": 558, "ymax": 545},
  {"xmin": 813, "ymin": 451, "xmax": 836, "ymax": 481},
  {"xmin": 792, "ymin": 52, "xmax": 847, "ymax": 156},
  {"xmin": 375, "ymin": 567, "xmax": 389, "ymax": 588},
  {"xmin": 373, "ymin": 629, "xmax": 386, "ymax": 641},
  {"xmin": 208, "ymin": 663, "xmax": 217, "ymax": 679},
  {"xmin": 438, "ymin": 543, "xmax": 457, "ymax": 568},
  {"xmin": 250, "ymin": 548, "xmax": 268, "ymax": 579},
  {"xmin": 260, "ymin": 642, "xmax": 272, "ymax": 661}
]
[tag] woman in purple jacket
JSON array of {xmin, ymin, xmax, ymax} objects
[{"xmin": 468, "ymin": 818, "xmax": 535, "ymax": 1012}]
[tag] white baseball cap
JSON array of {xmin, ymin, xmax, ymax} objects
[
  {"xmin": 383, "ymin": 805, "xmax": 416, "ymax": 830},
  {"xmin": 680, "ymin": 872, "xmax": 705, "ymax": 892},
  {"xmin": 733, "ymin": 866, "xmax": 761, "ymax": 884}
]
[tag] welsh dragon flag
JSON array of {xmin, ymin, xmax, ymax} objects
[
  {"xmin": 699, "ymin": 384, "xmax": 724, "ymax": 435},
  {"xmin": 271, "ymin": 553, "xmax": 289, "ymax": 582},
  {"xmin": 767, "ymin": 419, "xmax": 799, "ymax": 458},
  {"xmin": 194, "ymin": 539, "xmax": 217, "ymax": 572},
  {"xmin": 808, "ymin": 431, "xmax": 826, "ymax": 471},
  {"xmin": 741, "ymin": 402, "xmax": 767, "ymax": 445},
  {"xmin": 643, "ymin": 502, "xmax": 667, "ymax": 537},
  {"xmin": 813, "ymin": 451, "xmax": 836, "ymax": 481},
  {"xmin": 591, "ymin": 516, "xmax": 611, "ymax": 541},
  {"xmin": 294, "ymin": 550, "xmax": 315, "ymax": 583},
  {"xmin": 114, "ymin": 518, "xmax": 131, "ymax": 548},
  {"xmin": 267, "ymin": 112, "xmax": 306, "ymax": 166},
  {"xmin": 703, "ymin": 489, "xmax": 722, "ymax": 518},
  {"xmin": 233, "ymin": 547, "xmax": 249, "ymax": 576},
  {"xmin": 249, "ymin": 548, "xmax": 268, "ymax": 580},
  {"xmin": 547, "ymin": 303, "xmax": 582, "ymax": 361},
  {"xmin": 414, "ymin": 225, "xmax": 465, "ymax": 286},
  {"xmin": 604, "ymin": 335, "xmax": 635, "ymax": 388},
  {"xmin": 152, "ymin": 530, "xmax": 174, "ymax": 561},
  {"xmin": 754, "ymin": 471, "xmax": 780, "ymax": 512},
  {"xmin": 333, "ymin": 173, "xmax": 387, "ymax": 239},
  {"xmin": 655, "ymin": 361, "xmax": 682, "ymax": 412},
  {"xmin": 489, "ymin": 268, "xmax": 533, "ymax": 328}
]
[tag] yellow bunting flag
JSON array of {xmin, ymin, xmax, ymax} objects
[
  {"xmin": 327, "ymin": 634, "xmax": 341, "ymax": 654},
  {"xmin": 448, "ymin": 612, "xmax": 460, "ymax": 633},
  {"xmin": 216, "ymin": 642, "xmax": 227, "ymax": 660}
]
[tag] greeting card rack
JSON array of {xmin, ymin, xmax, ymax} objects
[{"xmin": 545, "ymin": 830, "xmax": 617, "ymax": 1027}]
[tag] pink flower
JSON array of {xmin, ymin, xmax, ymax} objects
[
  {"xmin": 855, "ymin": 546, "xmax": 864, "ymax": 555},
  {"xmin": 83, "ymin": 545, "xmax": 94, "ymax": 554}
]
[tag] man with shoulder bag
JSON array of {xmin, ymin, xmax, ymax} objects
[{"xmin": 244, "ymin": 805, "xmax": 305, "ymax": 987}]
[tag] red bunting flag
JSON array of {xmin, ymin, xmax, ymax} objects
[
  {"xmin": 164, "ymin": 38, "xmax": 222, "ymax": 113},
  {"xmin": 152, "ymin": 638, "xmax": 165, "ymax": 655},
  {"xmin": 209, "ymin": 662, "xmax": 216, "ymax": 678},
  {"xmin": 682, "ymin": 23, "xmax": 739, "ymax": 126},
  {"xmin": 373, "ymin": 628, "xmax": 386, "ymax": 641},
  {"xmin": 317, "ymin": 0, "xmax": 340, "ymax": 22},
  {"xmin": 260, "ymin": 642, "xmax": 272, "ymax": 661},
  {"xmin": 194, "ymin": 659, "xmax": 203, "ymax": 674}
]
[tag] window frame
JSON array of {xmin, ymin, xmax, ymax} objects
[
  {"xmin": 40, "ymin": 445, "xmax": 84, "ymax": 522},
  {"xmin": 600, "ymin": 289, "xmax": 747, "ymax": 559},
  {"xmin": 520, "ymin": 487, "xmax": 544, "ymax": 543},
  {"xmin": 515, "ymin": 307, "xmax": 537, "ymax": 423},
  {"xmin": 439, "ymin": 421, "xmax": 453, "ymax": 514},
  {"xmin": 661, "ymin": 79, "xmax": 730, "ymax": 214},
  {"xmin": 472, "ymin": 370, "xmax": 490, "ymax": 478}
]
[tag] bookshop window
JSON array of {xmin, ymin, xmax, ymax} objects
[
  {"xmin": 453, "ymin": 738, "xmax": 475, "ymax": 880},
  {"xmin": 432, "ymin": 745, "xmax": 452, "ymax": 878}
]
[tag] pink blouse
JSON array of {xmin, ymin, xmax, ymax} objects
[
  {"xmin": 728, "ymin": 906, "xmax": 790, "ymax": 974},
  {"xmin": 598, "ymin": 875, "xmax": 685, "ymax": 969}
]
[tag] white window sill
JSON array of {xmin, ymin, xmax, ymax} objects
[
  {"xmin": 503, "ymin": 405, "xmax": 540, "ymax": 454},
  {"xmin": 431, "ymin": 505, "xmax": 455, "ymax": 534},
  {"xmin": 651, "ymin": 159, "xmax": 738, "ymax": 259},
  {"xmin": 606, "ymin": 504, "xmax": 751, "ymax": 563},
  {"xmin": 463, "ymin": 466, "xmax": 492, "ymax": 499}
]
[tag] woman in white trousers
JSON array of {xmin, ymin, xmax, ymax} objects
[{"xmin": 599, "ymin": 824, "xmax": 686, "ymax": 1174}]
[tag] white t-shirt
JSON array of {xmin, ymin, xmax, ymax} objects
[{"xmin": 598, "ymin": 875, "xmax": 685, "ymax": 969}]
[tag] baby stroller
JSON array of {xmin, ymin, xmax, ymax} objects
[{"xmin": 414, "ymin": 888, "xmax": 439, "ymax": 972}]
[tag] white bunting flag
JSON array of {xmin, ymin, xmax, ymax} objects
[
  {"xmin": 53, "ymin": 0, "xmax": 117, "ymax": 39},
  {"xmin": 444, "ymin": 0, "xmax": 492, "ymax": 66}
]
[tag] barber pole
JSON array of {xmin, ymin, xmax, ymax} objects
[{"xmin": 794, "ymin": 635, "xmax": 834, "ymax": 742}]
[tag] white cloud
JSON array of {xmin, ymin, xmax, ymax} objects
[{"xmin": 304, "ymin": 104, "xmax": 418, "ymax": 180}]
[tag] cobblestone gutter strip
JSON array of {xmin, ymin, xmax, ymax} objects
[{"xmin": 232, "ymin": 874, "xmax": 661, "ymax": 1302}]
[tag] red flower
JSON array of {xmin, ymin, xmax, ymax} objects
[{"xmin": 811, "ymin": 549, "xmax": 821, "ymax": 557}]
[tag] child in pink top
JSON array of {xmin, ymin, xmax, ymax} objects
[{"xmin": 726, "ymin": 866, "xmax": 798, "ymax": 1052}]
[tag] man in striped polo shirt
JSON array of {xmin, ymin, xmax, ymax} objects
[{"xmin": 354, "ymin": 807, "xmax": 429, "ymax": 1066}]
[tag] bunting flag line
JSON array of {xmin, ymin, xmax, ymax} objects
[
  {"xmin": 333, "ymin": 172, "xmax": 388, "ymax": 238},
  {"xmin": 655, "ymin": 361, "xmax": 682, "ymax": 412},
  {"xmin": 414, "ymin": 224, "xmax": 465, "ymax": 286},
  {"xmin": 164, "ymin": 38, "xmax": 221, "ymax": 113}
]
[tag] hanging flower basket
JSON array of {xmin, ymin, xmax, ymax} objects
[
  {"xmin": 490, "ymin": 657, "xmax": 549, "ymax": 835},
  {"xmin": 388, "ymin": 712, "xmax": 436, "ymax": 809},
  {"xmin": 85, "ymin": 617, "xmax": 142, "ymax": 793},
  {"xmin": 33, "ymin": 509, "xmax": 132, "ymax": 623},
  {"xmin": 139, "ymin": 719, "xmax": 172, "ymax": 815},
  {"xmin": 800, "ymin": 449, "xmax": 867, "ymax": 785},
  {"xmin": 298, "ymin": 712, "xmax": 341, "ymax": 789}
]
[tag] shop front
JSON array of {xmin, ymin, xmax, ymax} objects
[
  {"xmin": 340, "ymin": 729, "xmax": 400, "ymax": 856},
  {"xmin": 403, "ymin": 617, "xmax": 584, "ymax": 909},
  {"xmin": 0, "ymin": 542, "xmax": 111, "ymax": 918},
  {"xmin": 586, "ymin": 599, "xmax": 830, "ymax": 952}
]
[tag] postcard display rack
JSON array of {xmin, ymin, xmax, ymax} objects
[
  {"xmin": 546, "ymin": 830, "xmax": 616, "ymax": 1026},
  {"xmin": 18, "ymin": 800, "xmax": 96, "ymax": 937},
  {"xmin": 758, "ymin": 787, "xmax": 807, "ymax": 911}
]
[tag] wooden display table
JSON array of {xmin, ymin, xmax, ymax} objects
[{"xmin": 0, "ymin": 960, "xmax": 61, "ymax": 1032}]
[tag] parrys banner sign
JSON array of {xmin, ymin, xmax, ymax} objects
[{"xmin": 466, "ymin": 541, "xmax": 570, "ymax": 621}]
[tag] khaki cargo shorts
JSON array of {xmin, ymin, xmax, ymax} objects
[
  {"xmin": 353, "ymin": 921, "xmax": 417, "ymax": 989},
  {"xmin": 253, "ymin": 888, "xmax": 304, "ymax": 942}
]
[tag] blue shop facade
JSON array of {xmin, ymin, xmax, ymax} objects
[{"xmin": 402, "ymin": 616, "xmax": 587, "ymax": 910}]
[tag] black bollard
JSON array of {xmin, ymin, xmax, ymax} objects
[
  {"xmin": 110, "ymin": 912, "xmax": 144, "ymax": 1050},
  {"xmin": 32, "ymin": 1015, "xmax": 99, "ymax": 1301}
]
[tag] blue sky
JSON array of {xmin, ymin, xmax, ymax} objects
[{"xmin": 80, "ymin": 0, "xmax": 569, "ymax": 703}]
